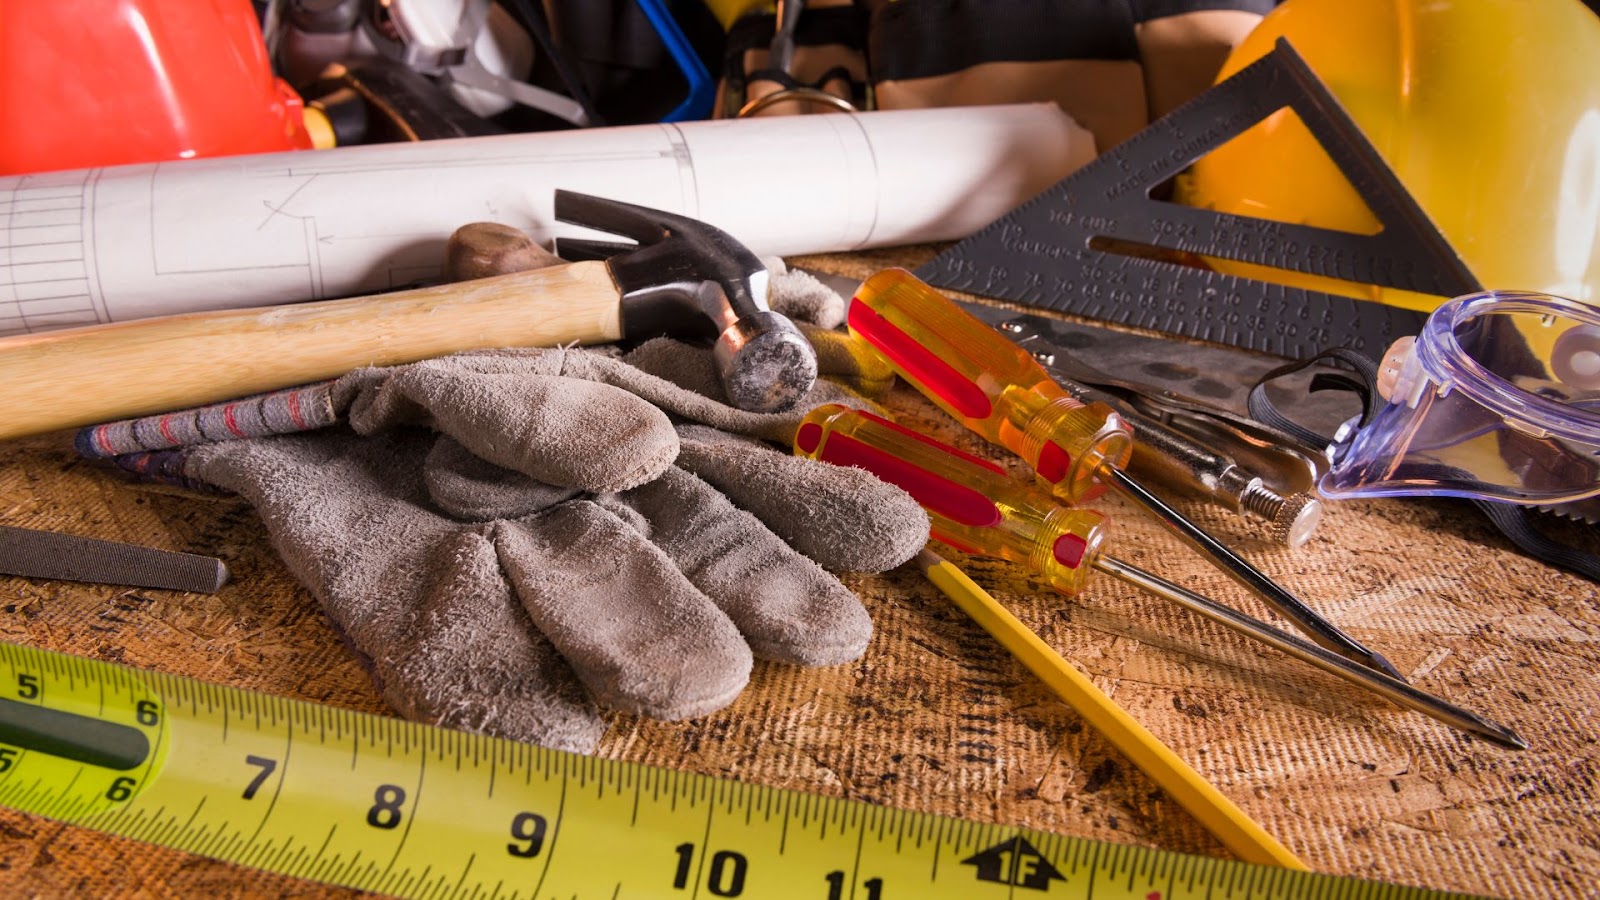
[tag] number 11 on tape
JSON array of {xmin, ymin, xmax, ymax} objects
[{"xmin": 0, "ymin": 642, "xmax": 1482, "ymax": 899}]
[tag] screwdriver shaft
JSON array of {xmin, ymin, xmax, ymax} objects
[
  {"xmin": 1093, "ymin": 555, "xmax": 1526, "ymax": 751},
  {"xmin": 849, "ymin": 269, "xmax": 1400, "ymax": 681},
  {"xmin": 794, "ymin": 403, "xmax": 1521, "ymax": 749},
  {"xmin": 1098, "ymin": 466, "xmax": 1406, "ymax": 682}
]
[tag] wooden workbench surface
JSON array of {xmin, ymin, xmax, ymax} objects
[{"xmin": 0, "ymin": 250, "xmax": 1595, "ymax": 899}]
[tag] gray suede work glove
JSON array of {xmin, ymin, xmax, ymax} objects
[{"xmin": 77, "ymin": 344, "xmax": 928, "ymax": 754}]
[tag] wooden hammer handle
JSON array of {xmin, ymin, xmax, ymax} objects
[{"xmin": 0, "ymin": 260, "xmax": 623, "ymax": 441}]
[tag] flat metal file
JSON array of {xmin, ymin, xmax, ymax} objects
[{"xmin": 0, "ymin": 525, "xmax": 229, "ymax": 594}]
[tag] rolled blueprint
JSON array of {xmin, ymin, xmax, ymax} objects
[{"xmin": 0, "ymin": 104, "xmax": 1093, "ymax": 336}]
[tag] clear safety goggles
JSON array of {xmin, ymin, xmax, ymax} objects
[{"xmin": 1321, "ymin": 291, "xmax": 1600, "ymax": 505}]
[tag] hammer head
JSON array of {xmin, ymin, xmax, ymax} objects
[{"xmin": 553, "ymin": 190, "xmax": 817, "ymax": 413}]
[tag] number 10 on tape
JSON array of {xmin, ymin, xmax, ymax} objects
[{"xmin": 0, "ymin": 642, "xmax": 1477, "ymax": 899}]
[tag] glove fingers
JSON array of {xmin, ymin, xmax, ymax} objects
[
  {"xmin": 346, "ymin": 363, "xmax": 678, "ymax": 492},
  {"xmin": 674, "ymin": 426, "xmax": 929, "ymax": 574},
  {"xmin": 619, "ymin": 467, "xmax": 874, "ymax": 666},
  {"xmin": 189, "ymin": 432, "xmax": 607, "ymax": 751},
  {"xmin": 493, "ymin": 504, "xmax": 753, "ymax": 720},
  {"xmin": 798, "ymin": 324, "xmax": 896, "ymax": 398},
  {"xmin": 425, "ymin": 436, "xmax": 581, "ymax": 521},
  {"xmin": 397, "ymin": 529, "xmax": 607, "ymax": 752},
  {"xmin": 766, "ymin": 265, "xmax": 847, "ymax": 330}
]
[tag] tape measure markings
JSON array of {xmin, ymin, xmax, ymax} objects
[{"xmin": 0, "ymin": 641, "xmax": 1490, "ymax": 899}]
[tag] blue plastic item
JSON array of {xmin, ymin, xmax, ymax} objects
[{"xmin": 633, "ymin": 0, "xmax": 716, "ymax": 122}]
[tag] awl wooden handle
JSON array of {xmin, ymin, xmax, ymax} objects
[{"xmin": 0, "ymin": 260, "xmax": 623, "ymax": 441}]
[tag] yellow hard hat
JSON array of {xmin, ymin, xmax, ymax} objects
[{"xmin": 1178, "ymin": 0, "xmax": 1600, "ymax": 313}]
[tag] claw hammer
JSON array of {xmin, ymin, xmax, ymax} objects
[{"xmin": 0, "ymin": 190, "xmax": 818, "ymax": 440}]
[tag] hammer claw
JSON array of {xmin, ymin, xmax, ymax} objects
[
  {"xmin": 553, "ymin": 237, "xmax": 637, "ymax": 262},
  {"xmin": 553, "ymin": 189, "xmax": 700, "ymax": 247}
]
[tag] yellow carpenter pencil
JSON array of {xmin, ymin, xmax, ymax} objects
[{"xmin": 915, "ymin": 548, "xmax": 1309, "ymax": 871}]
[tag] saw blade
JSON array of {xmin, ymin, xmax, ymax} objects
[{"xmin": 1536, "ymin": 499, "xmax": 1600, "ymax": 525}]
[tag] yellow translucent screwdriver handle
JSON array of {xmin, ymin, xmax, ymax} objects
[
  {"xmin": 795, "ymin": 403, "xmax": 1109, "ymax": 595},
  {"xmin": 795, "ymin": 404, "xmax": 1531, "ymax": 752},
  {"xmin": 847, "ymin": 267, "xmax": 1134, "ymax": 503},
  {"xmin": 846, "ymin": 268, "xmax": 1410, "ymax": 683}
]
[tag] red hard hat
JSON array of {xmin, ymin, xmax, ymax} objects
[{"xmin": 1, "ymin": 0, "xmax": 316, "ymax": 175}]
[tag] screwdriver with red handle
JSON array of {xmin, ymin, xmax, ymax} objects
[
  {"xmin": 846, "ymin": 267, "xmax": 1404, "ymax": 681},
  {"xmin": 794, "ymin": 403, "xmax": 1525, "ymax": 750}
]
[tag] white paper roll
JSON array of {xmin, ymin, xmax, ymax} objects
[{"xmin": 0, "ymin": 104, "xmax": 1093, "ymax": 335}]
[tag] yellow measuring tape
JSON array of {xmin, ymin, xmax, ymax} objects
[{"xmin": 0, "ymin": 641, "xmax": 1480, "ymax": 899}]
